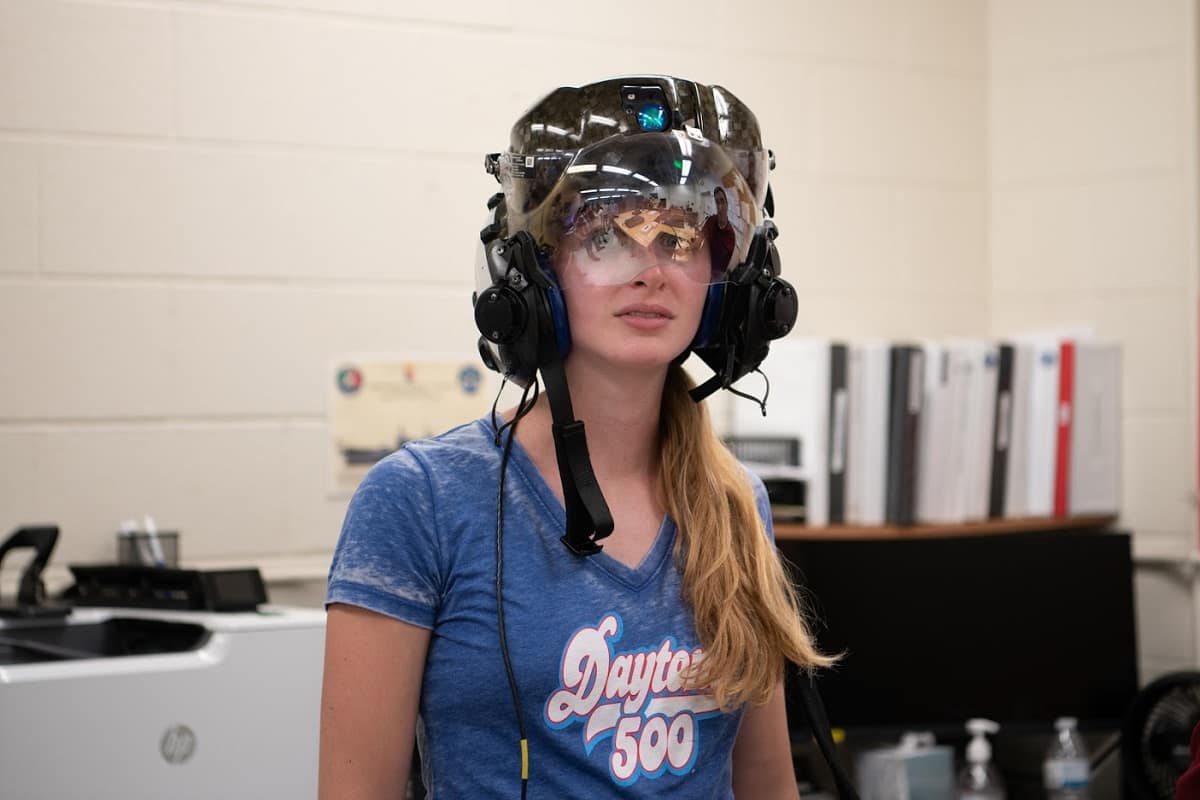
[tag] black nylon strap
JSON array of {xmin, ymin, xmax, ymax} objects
[
  {"xmin": 795, "ymin": 672, "xmax": 861, "ymax": 800},
  {"xmin": 537, "ymin": 325, "xmax": 613, "ymax": 556}
]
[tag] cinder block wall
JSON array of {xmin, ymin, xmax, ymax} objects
[
  {"xmin": 3, "ymin": 0, "xmax": 1194, "ymax": 684},
  {"xmin": 987, "ymin": 0, "xmax": 1200, "ymax": 680}
]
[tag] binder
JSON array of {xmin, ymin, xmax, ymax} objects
[
  {"xmin": 846, "ymin": 341, "xmax": 890, "ymax": 526},
  {"xmin": 1024, "ymin": 337, "xmax": 1061, "ymax": 517},
  {"xmin": 916, "ymin": 342, "xmax": 952, "ymax": 524},
  {"xmin": 1053, "ymin": 341, "xmax": 1076, "ymax": 517},
  {"xmin": 1003, "ymin": 342, "xmax": 1034, "ymax": 519},
  {"xmin": 885, "ymin": 345, "xmax": 924, "ymax": 525},
  {"xmin": 988, "ymin": 344, "xmax": 1015, "ymax": 518},
  {"xmin": 968, "ymin": 344, "xmax": 999, "ymax": 521},
  {"xmin": 828, "ymin": 344, "xmax": 849, "ymax": 524},
  {"xmin": 1068, "ymin": 341, "xmax": 1121, "ymax": 515},
  {"xmin": 941, "ymin": 343, "xmax": 974, "ymax": 524}
]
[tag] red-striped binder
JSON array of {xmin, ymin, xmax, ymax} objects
[{"xmin": 1053, "ymin": 341, "xmax": 1075, "ymax": 516}]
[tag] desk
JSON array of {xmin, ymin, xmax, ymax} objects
[
  {"xmin": 773, "ymin": 514, "xmax": 1117, "ymax": 540},
  {"xmin": 613, "ymin": 210, "xmax": 699, "ymax": 251}
]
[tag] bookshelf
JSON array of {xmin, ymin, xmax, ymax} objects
[{"xmin": 773, "ymin": 514, "xmax": 1118, "ymax": 540}]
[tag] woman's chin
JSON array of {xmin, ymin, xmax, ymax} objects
[{"xmin": 585, "ymin": 341, "xmax": 691, "ymax": 373}]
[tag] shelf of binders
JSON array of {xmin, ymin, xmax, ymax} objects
[
  {"xmin": 728, "ymin": 335, "xmax": 1122, "ymax": 536},
  {"xmin": 772, "ymin": 514, "xmax": 1118, "ymax": 540}
]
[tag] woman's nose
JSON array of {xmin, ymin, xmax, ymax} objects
[{"xmin": 631, "ymin": 261, "xmax": 668, "ymax": 287}]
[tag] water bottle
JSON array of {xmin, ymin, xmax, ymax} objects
[{"xmin": 1043, "ymin": 717, "xmax": 1089, "ymax": 800}]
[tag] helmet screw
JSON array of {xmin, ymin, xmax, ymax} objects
[
  {"xmin": 492, "ymin": 330, "xmax": 500, "ymax": 339},
  {"xmin": 488, "ymin": 293, "xmax": 497, "ymax": 303}
]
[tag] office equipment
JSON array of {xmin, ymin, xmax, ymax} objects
[
  {"xmin": 0, "ymin": 605, "xmax": 326, "ymax": 799},
  {"xmin": 0, "ymin": 524, "xmax": 325, "ymax": 799},
  {"xmin": 778, "ymin": 529, "xmax": 1138, "ymax": 734},
  {"xmin": 733, "ymin": 338, "xmax": 841, "ymax": 525},
  {"xmin": 0, "ymin": 525, "xmax": 69, "ymax": 619},
  {"xmin": 67, "ymin": 564, "xmax": 268, "ymax": 612},
  {"xmin": 725, "ymin": 436, "xmax": 805, "ymax": 522}
]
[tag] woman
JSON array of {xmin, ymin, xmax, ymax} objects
[{"xmin": 320, "ymin": 75, "xmax": 831, "ymax": 799}]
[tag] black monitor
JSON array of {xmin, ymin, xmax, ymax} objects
[{"xmin": 777, "ymin": 530, "xmax": 1139, "ymax": 736}]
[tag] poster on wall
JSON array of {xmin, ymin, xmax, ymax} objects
[{"xmin": 331, "ymin": 359, "xmax": 498, "ymax": 493}]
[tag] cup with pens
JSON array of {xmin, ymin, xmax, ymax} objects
[{"xmin": 116, "ymin": 516, "xmax": 179, "ymax": 568}]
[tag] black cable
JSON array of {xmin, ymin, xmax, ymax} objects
[
  {"xmin": 1089, "ymin": 731, "xmax": 1121, "ymax": 771},
  {"xmin": 491, "ymin": 378, "xmax": 540, "ymax": 446},
  {"xmin": 727, "ymin": 368, "xmax": 771, "ymax": 416},
  {"xmin": 494, "ymin": 379, "xmax": 538, "ymax": 800},
  {"xmin": 490, "ymin": 377, "xmax": 509, "ymax": 444},
  {"xmin": 795, "ymin": 670, "xmax": 862, "ymax": 800}
]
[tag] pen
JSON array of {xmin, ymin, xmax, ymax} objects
[{"xmin": 143, "ymin": 514, "xmax": 166, "ymax": 568}]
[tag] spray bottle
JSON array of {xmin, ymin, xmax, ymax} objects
[{"xmin": 957, "ymin": 718, "xmax": 1005, "ymax": 800}]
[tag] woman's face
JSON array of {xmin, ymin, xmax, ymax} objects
[{"xmin": 556, "ymin": 250, "xmax": 710, "ymax": 374}]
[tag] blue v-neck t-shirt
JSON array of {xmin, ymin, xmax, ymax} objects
[{"xmin": 325, "ymin": 417, "xmax": 775, "ymax": 798}]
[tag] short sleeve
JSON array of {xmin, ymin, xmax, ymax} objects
[{"xmin": 325, "ymin": 447, "xmax": 444, "ymax": 629}]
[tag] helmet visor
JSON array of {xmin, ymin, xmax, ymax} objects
[{"xmin": 503, "ymin": 132, "xmax": 762, "ymax": 287}]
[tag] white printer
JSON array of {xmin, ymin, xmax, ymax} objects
[{"xmin": 0, "ymin": 527, "xmax": 327, "ymax": 800}]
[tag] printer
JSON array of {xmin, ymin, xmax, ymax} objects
[{"xmin": 0, "ymin": 526, "xmax": 327, "ymax": 800}]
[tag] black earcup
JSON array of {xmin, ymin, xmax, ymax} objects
[
  {"xmin": 474, "ymin": 285, "xmax": 527, "ymax": 344},
  {"xmin": 760, "ymin": 277, "xmax": 796, "ymax": 340}
]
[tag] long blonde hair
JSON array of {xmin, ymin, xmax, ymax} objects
[{"xmin": 658, "ymin": 364, "xmax": 835, "ymax": 710}]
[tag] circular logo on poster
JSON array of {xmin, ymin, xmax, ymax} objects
[
  {"xmin": 160, "ymin": 725, "xmax": 196, "ymax": 765},
  {"xmin": 459, "ymin": 366, "xmax": 482, "ymax": 395},
  {"xmin": 337, "ymin": 366, "xmax": 363, "ymax": 395}
]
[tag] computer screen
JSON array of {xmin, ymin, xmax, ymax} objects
[{"xmin": 777, "ymin": 530, "xmax": 1138, "ymax": 735}]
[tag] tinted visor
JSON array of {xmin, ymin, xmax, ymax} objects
[{"xmin": 505, "ymin": 132, "xmax": 762, "ymax": 286}]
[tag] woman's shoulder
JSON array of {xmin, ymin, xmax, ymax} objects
[{"xmin": 366, "ymin": 416, "xmax": 499, "ymax": 484}]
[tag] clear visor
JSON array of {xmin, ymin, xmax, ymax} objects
[{"xmin": 503, "ymin": 132, "xmax": 762, "ymax": 287}]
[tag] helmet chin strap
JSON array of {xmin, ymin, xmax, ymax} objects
[{"xmin": 536, "ymin": 323, "xmax": 615, "ymax": 557}]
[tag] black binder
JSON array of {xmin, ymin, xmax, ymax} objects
[
  {"xmin": 827, "ymin": 343, "xmax": 849, "ymax": 524},
  {"xmin": 885, "ymin": 345, "xmax": 924, "ymax": 525},
  {"xmin": 988, "ymin": 343, "xmax": 1014, "ymax": 518}
]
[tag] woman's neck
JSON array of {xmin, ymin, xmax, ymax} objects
[{"xmin": 507, "ymin": 359, "xmax": 666, "ymax": 484}]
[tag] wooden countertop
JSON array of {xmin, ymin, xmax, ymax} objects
[{"xmin": 773, "ymin": 514, "xmax": 1119, "ymax": 540}]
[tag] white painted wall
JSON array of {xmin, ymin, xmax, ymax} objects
[
  {"xmin": 1, "ymin": 0, "xmax": 1194, "ymax": 684},
  {"xmin": 0, "ymin": 0, "xmax": 986, "ymax": 577},
  {"xmin": 987, "ymin": 0, "xmax": 1200, "ymax": 681}
]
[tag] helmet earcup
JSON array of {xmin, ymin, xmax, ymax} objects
[
  {"xmin": 538, "ymin": 263, "xmax": 572, "ymax": 359},
  {"xmin": 690, "ymin": 283, "xmax": 726, "ymax": 351}
]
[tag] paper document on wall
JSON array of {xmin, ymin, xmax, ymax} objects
[{"xmin": 331, "ymin": 359, "xmax": 496, "ymax": 492}]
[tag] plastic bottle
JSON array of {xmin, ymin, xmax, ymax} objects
[
  {"xmin": 957, "ymin": 719, "xmax": 1005, "ymax": 800},
  {"xmin": 1043, "ymin": 717, "xmax": 1090, "ymax": 800}
]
